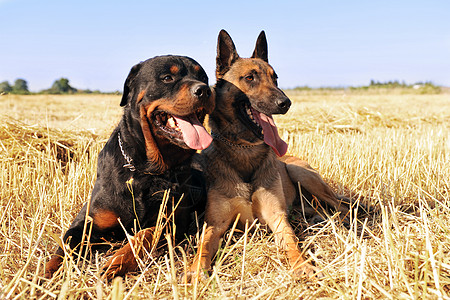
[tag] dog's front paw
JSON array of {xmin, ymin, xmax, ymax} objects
[
  {"xmin": 180, "ymin": 268, "xmax": 209, "ymax": 284},
  {"xmin": 43, "ymin": 255, "xmax": 63, "ymax": 279},
  {"xmin": 102, "ymin": 244, "xmax": 138, "ymax": 280},
  {"xmin": 292, "ymin": 263, "xmax": 323, "ymax": 280}
]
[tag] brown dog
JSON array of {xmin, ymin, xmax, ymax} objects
[{"xmin": 187, "ymin": 30, "xmax": 350, "ymax": 280}]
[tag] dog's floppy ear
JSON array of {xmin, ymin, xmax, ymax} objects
[
  {"xmin": 120, "ymin": 62, "xmax": 142, "ymax": 107},
  {"xmin": 216, "ymin": 29, "xmax": 239, "ymax": 78},
  {"xmin": 251, "ymin": 31, "xmax": 268, "ymax": 63}
]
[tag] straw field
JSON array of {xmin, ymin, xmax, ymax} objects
[{"xmin": 1, "ymin": 89, "xmax": 449, "ymax": 299}]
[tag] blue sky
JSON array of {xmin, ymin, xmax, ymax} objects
[{"xmin": 1, "ymin": 0, "xmax": 449, "ymax": 92}]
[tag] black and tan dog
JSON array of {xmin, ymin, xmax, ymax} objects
[
  {"xmin": 188, "ymin": 30, "xmax": 350, "ymax": 280},
  {"xmin": 44, "ymin": 55, "xmax": 215, "ymax": 279}
]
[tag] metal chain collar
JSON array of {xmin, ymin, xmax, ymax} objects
[
  {"xmin": 211, "ymin": 132, "xmax": 258, "ymax": 149},
  {"xmin": 118, "ymin": 133, "xmax": 136, "ymax": 171}
]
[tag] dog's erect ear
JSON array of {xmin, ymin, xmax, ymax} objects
[
  {"xmin": 216, "ymin": 29, "xmax": 239, "ymax": 78},
  {"xmin": 251, "ymin": 31, "xmax": 268, "ymax": 63},
  {"xmin": 120, "ymin": 62, "xmax": 142, "ymax": 107}
]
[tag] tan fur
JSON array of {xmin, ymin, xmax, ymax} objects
[
  {"xmin": 102, "ymin": 227, "xmax": 155, "ymax": 279},
  {"xmin": 92, "ymin": 209, "xmax": 119, "ymax": 231}
]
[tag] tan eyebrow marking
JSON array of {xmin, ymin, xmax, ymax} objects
[
  {"xmin": 170, "ymin": 65, "xmax": 179, "ymax": 74},
  {"xmin": 137, "ymin": 89, "xmax": 146, "ymax": 103}
]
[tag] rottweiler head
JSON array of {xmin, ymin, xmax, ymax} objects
[
  {"xmin": 212, "ymin": 30, "xmax": 290, "ymax": 157},
  {"xmin": 120, "ymin": 55, "xmax": 215, "ymax": 171}
]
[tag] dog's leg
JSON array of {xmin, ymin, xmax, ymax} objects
[
  {"xmin": 44, "ymin": 203, "xmax": 122, "ymax": 279},
  {"xmin": 102, "ymin": 227, "xmax": 156, "ymax": 279},
  {"xmin": 44, "ymin": 204, "xmax": 92, "ymax": 279},
  {"xmin": 188, "ymin": 223, "xmax": 228, "ymax": 282},
  {"xmin": 44, "ymin": 247, "xmax": 65, "ymax": 279},
  {"xmin": 253, "ymin": 186, "xmax": 319, "ymax": 278},
  {"xmin": 188, "ymin": 191, "xmax": 250, "ymax": 282},
  {"xmin": 283, "ymin": 156, "xmax": 349, "ymax": 216}
]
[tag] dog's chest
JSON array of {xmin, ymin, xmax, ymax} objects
[
  {"xmin": 233, "ymin": 181, "xmax": 254, "ymax": 199},
  {"xmin": 232, "ymin": 157, "xmax": 266, "ymax": 184},
  {"xmin": 138, "ymin": 165, "xmax": 205, "ymax": 206},
  {"xmin": 232, "ymin": 182, "xmax": 277, "ymax": 226}
]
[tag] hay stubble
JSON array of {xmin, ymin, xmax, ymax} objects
[{"xmin": 0, "ymin": 90, "xmax": 449, "ymax": 299}]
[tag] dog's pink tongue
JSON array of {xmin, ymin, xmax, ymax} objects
[
  {"xmin": 173, "ymin": 114, "xmax": 212, "ymax": 150},
  {"xmin": 250, "ymin": 107, "xmax": 288, "ymax": 157}
]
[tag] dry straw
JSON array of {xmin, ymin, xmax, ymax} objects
[{"xmin": 0, "ymin": 91, "xmax": 449, "ymax": 299}]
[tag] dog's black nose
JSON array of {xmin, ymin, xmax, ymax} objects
[
  {"xmin": 192, "ymin": 84, "xmax": 211, "ymax": 99},
  {"xmin": 276, "ymin": 97, "xmax": 291, "ymax": 113}
]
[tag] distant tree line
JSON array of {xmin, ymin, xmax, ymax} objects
[
  {"xmin": 0, "ymin": 78, "xmax": 107, "ymax": 95},
  {"xmin": 367, "ymin": 79, "xmax": 439, "ymax": 89},
  {"xmin": 0, "ymin": 79, "xmax": 29, "ymax": 94},
  {"xmin": 358, "ymin": 80, "xmax": 441, "ymax": 93},
  {"xmin": 293, "ymin": 80, "xmax": 441, "ymax": 93}
]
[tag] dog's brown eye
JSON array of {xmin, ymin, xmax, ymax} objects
[
  {"xmin": 162, "ymin": 75, "xmax": 174, "ymax": 83},
  {"xmin": 245, "ymin": 75, "xmax": 254, "ymax": 81}
]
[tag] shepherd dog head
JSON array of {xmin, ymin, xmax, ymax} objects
[{"xmin": 211, "ymin": 30, "xmax": 291, "ymax": 157}]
